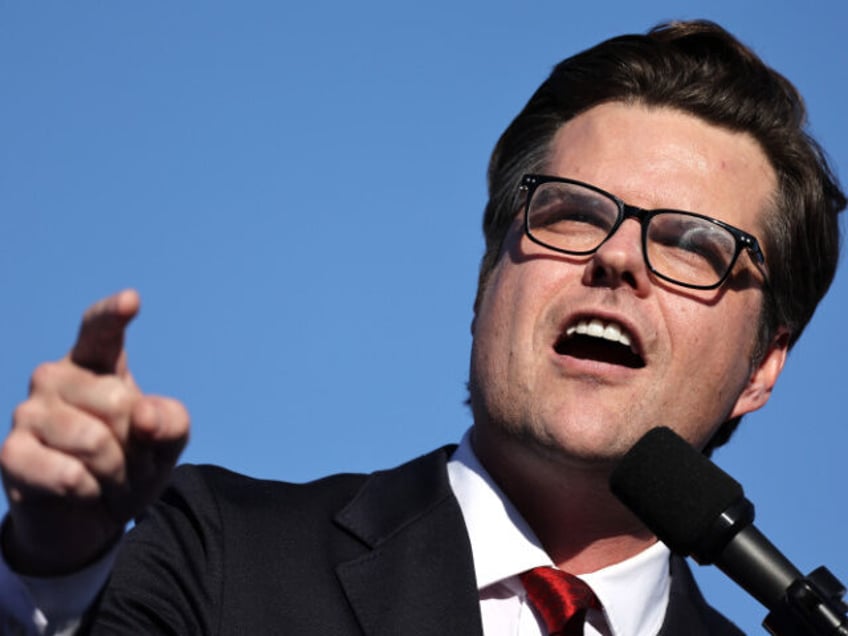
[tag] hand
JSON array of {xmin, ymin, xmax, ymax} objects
[{"xmin": 0, "ymin": 290, "xmax": 190, "ymax": 575}]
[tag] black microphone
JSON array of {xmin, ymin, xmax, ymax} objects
[{"xmin": 609, "ymin": 426, "xmax": 848, "ymax": 635}]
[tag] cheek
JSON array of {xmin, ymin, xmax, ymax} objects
[
  {"xmin": 473, "ymin": 259, "xmax": 549, "ymax": 367},
  {"xmin": 474, "ymin": 265, "xmax": 525, "ymax": 356},
  {"xmin": 665, "ymin": 294, "xmax": 759, "ymax": 383}
]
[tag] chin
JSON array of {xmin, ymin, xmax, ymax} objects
[{"xmin": 519, "ymin": 419, "xmax": 634, "ymax": 467}]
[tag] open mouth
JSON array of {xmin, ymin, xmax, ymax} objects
[{"xmin": 554, "ymin": 318, "xmax": 645, "ymax": 369}]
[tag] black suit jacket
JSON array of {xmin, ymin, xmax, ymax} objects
[{"xmin": 91, "ymin": 446, "xmax": 743, "ymax": 635}]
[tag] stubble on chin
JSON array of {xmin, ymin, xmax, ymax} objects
[{"xmin": 472, "ymin": 396, "xmax": 632, "ymax": 480}]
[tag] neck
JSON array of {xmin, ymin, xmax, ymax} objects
[{"xmin": 471, "ymin": 425, "xmax": 657, "ymax": 574}]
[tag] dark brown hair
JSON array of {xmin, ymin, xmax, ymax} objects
[{"xmin": 475, "ymin": 20, "xmax": 845, "ymax": 452}]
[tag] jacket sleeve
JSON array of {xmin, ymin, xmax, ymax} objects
[{"xmin": 89, "ymin": 465, "xmax": 225, "ymax": 635}]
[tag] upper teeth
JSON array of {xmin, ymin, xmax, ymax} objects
[{"xmin": 566, "ymin": 318, "xmax": 633, "ymax": 350}]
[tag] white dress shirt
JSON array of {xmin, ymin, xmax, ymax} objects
[{"xmin": 447, "ymin": 429, "xmax": 671, "ymax": 636}]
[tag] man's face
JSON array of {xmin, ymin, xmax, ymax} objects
[{"xmin": 469, "ymin": 102, "xmax": 786, "ymax": 468}]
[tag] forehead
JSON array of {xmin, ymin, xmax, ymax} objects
[{"xmin": 546, "ymin": 102, "xmax": 777, "ymax": 234}]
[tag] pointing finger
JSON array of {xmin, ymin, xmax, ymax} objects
[{"xmin": 70, "ymin": 289, "xmax": 141, "ymax": 376}]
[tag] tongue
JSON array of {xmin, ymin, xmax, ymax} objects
[{"xmin": 555, "ymin": 335, "xmax": 645, "ymax": 368}]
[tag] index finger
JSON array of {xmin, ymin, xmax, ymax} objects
[{"xmin": 69, "ymin": 289, "xmax": 141, "ymax": 375}]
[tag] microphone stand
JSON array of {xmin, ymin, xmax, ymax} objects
[{"xmin": 763, "ymin": 566, "xmax": 848, "ymax": 635}]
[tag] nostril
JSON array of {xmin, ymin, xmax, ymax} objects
[
  {"xmin": 588, "ymin": 260, "xmax": 632, "ymax": 287},
  {"xmin": 585, "ymin": 247, "xmax": 644, "ymax": 291},
  {"xmin": 589, "ymin": 260, "xmax": 610, "ymax": 285}
]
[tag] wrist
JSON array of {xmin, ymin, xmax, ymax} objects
[{"xmin": 1, "ymin": 514, "xmax": 123, "ymax": 577}]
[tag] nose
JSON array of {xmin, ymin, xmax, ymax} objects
[{"xmin": 582, "ymin": 218, "xmax": 652, "ymax": 296}]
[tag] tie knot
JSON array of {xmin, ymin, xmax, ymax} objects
[{"xmin": 520, "ymin": 566, "xmax": 601, "ymax": 636}]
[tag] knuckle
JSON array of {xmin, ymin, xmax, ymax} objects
[
  {"xmin": 29, "ymin": 362, "xmax": 61, "ymax": 392},
  {"xmin": 0, "ymin": 433, "xmax": 22, "ymax": 471},
  {"xmin": 96, "ymin": 450, "xmax": 126, "ymax": 483},
  {"xmin": 50, "ymin": 460, "xmax": 100, "ymax": 498},
  {"xmin": 97, "ymin": 451, "xmax": 124, "ymax": 480},
  {"xmin": 56, "ymin": 460, "xmax": 93, "ymax": 496},
  {"xmin": 12, "ymin": 401, "xmax": 42, "ymax": 428},
  {"xmin": 100, "ymin": 381, "xmax": 136, "ymax": 417},
  {"xmin": 78, "ymin": 423, "xmax": 114, "ymax": 457}
]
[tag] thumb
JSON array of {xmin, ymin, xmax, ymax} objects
[
  {"xmin": 70, "ymin": 289, "xmax": 141, "ymax": 375},
  {"xmin": 120, "ymin": 396, "xmax": 190, "ymax": 519}
]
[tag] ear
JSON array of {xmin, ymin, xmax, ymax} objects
[{"xmin": 729, "ymin": 327, "xmax": 790, "ymax": 419}]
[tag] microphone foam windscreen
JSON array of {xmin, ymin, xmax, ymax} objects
[{"xmin": 609, "ymin": 427, "xmax": 744, "ymax": 555}]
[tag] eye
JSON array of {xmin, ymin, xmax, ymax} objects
[
  {"xmin": 649, "ymin": 214, "xmax": 736, "ymax": 278},
  {"xmin": 529, "ymin": 186, "xmax": 616, "ymax": 235}
]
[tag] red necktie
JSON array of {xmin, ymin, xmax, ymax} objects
[{"xmin": 520, "ymin": 566, "xmax": 602, "ymax": 636}]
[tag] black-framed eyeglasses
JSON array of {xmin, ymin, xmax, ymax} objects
[{"xmin": 520, "ymin": 174, "xmax": 768, "ymax": 290}]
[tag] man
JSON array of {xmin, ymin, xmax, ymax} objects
[{"xmin": 0, "ymin": 19, "xmax": 843, "ymax": 635}]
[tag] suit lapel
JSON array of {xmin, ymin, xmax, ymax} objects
[
  {"xmin": 331, "ymin": 449, "xmax": 744, "ymax": 635},
  {"xmin": 657, "ymin": 554, "xmax": 745, "ymax": 635},
  {"xmin": 333, "ymin": 446, "xmax": 483, "ymax": 636}
]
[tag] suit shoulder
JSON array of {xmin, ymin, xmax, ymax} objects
[
  {"xmin": 168, "ymin": 463, "xmax": 370, "ymax": 516},
  {"xmin": 164, "ymin": 444, "xmax": 456, "ymax": 519}
]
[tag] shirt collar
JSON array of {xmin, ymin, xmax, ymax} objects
[
  {"xmin": 447, "ymin": 427, "xmax": 671, "ymax": 636},
  {"xmin": 447, "ymin": 428, "xmax": 552, "ymax": 589}
]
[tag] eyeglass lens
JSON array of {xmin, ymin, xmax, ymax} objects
[{"xmin": 526, "ymin": 180, "xmax": 739, "ymax": 288}]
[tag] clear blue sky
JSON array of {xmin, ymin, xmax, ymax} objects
[{"xmin": 1, "ymin": 2, "xmax": 846, "ymax": 633}]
